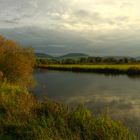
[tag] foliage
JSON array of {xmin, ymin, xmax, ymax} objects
[
  {"xmin": 0, "ymin": 83, "xmax": 138, "ymax": 140},
  {"xmin": 0, "ymin": 35, "xmax": 35, "ymax": 85},
  {"xmin": 36, "ymin": 56, "xmax": 139, "ymax": 65}
]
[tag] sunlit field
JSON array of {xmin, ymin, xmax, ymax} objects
[{"xmin": 37, "ymin": 64, "xmax": 140, "ymax": 75}]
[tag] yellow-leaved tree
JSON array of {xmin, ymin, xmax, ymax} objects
[{"xmin": 0, "ymin": 35, "xmax": 35, "ymax": 86}]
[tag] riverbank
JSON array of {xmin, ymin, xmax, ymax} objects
[
  {"xmin": 37, "ymin": 64, "xmax": 140, "ymax": 75},
  {"xmin": 0, "ymin": 82, "xmax": 138, "ymax": 140}
]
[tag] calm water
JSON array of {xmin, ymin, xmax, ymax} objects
[{"xmin": 33, "ymin": 69, "xmax": 140, "ymax": 131}]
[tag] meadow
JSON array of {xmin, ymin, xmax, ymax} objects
[{"xmin": 37, "ymin": 64, "xmax": 140, "ymax": 75}]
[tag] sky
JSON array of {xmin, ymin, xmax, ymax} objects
[{"xmin": 0, "ymin": 0, "xmax": 140, "ymax": 56}]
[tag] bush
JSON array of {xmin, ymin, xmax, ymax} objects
[{"xmin": 0, "ymin": 35, "xmax": 35, "ymax": 85}]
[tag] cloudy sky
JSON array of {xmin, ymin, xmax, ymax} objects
[{"xmin": 0, "ymin": 0, "xmax": 140, "ymax": 56}]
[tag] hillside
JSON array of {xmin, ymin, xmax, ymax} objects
[
  {"xmin": 35, "ymin": 53, "xmax": 54, "ymax": 59},
  {"xmin": 136, "ymin": 56, "xmax": 140, "ymax": 61},
  {"xmin": 60, "ymin": 53, "xmax": 89, "ymax": 59},
  {"xmin": 36, "ymin": 53, "xmax": 89, "ymax": 60},
  {"xmin": 36, "ymin": 53, "xmax": 136, "ymax": 60}
]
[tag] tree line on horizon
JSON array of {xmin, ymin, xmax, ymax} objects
[{"xmin": 37, "ymin": 56, "xmax": 139, "ymax": 65}]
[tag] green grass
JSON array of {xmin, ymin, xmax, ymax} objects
[
  {"xmin": 37, "ymin": 64, "xmax": 140, "ymax": 75},
  {"xmin": 0, "ymin": 82, "xmax": 138, "ymax": 140},
  {"xmin": 38, "ymin": 64, "xmax": 140, "ymax": 69}
]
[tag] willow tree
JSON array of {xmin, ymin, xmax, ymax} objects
[{"xmin": 0, "ymin": 35, "xmax": 35, "ymax": 86}]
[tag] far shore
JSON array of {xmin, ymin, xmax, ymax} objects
[{"xmin": 36, "ymin": 64, "xmax": 140, "ymax": 75}]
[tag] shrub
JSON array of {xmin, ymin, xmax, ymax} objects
[{"xmin": 0, "ymin": 35, "xmax": 35, "ymax": 85}]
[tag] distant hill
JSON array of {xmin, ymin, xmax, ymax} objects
[
  {"xmin": 136, "ymin": 56, "xmax": 140, "ymax": 60},
  {"xmin": 35, "ymin": 53, "xmax": 137, "ymax": 61},
  {"xmin": 35, "ymin": 53, "xmax": 53, "ymax": 59},
  {"xmin": 60, "ymin": 53, "xmax": 89, "ymax": 59},
  {"xmin": 36, "ymin": 53, "xmax": 89, "ymax": 59}
]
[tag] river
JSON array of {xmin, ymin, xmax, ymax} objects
[{"xmin": 33, "ymin": 69, "xmax": 140, "ymax": 132}]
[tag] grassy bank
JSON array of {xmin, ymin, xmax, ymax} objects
[
  {"xmin": 37, "ymin": 64, "xmax": 140, "ymax": 75},
  {"xmin": 0, "ymin": 82, "xmax": 138, "ymax": 140}
]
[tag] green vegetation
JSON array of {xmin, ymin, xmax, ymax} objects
[
  {"xmin": 36, "ymin": 53, "xmax": 139, "ymax": 65},
  {"xmin": 36, "ymin": 54, "xmax": 140, "ymax": 75},
  {"xmin": 0, "ymin": 82, "xmax": 138, "ymax": 140},
  {"xmin": 37, "ymin": 64, "xmax": 140, "ymax": 75}
]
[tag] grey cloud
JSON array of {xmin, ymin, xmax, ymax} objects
[
  {"xmin": 0, "ymin": 0, "xmax": 73, "ymax": 29},
  {"xmin": 0, "ymin": 0, "xmax": 133, "ymax": 29},
  {"xmin": 0, "ymin": 20, "xmax": 18, "ymax": 24},
  {"xmin": 120, "ymin": 2, "xmax": 133, "ymax": 8},
  {"xmin": 0, "ymin": 26, "xmax": 91, "ymax": 54},
  {"xmin": 69, "ymin": 9, "xmax": 130, "ymax": 27},
  {"xmin": 95, "ymin": 0, "xmax": 117, "ymax": 5},
  {"xmin": 1, "ymin": 26, "xmax": 140, "ymax": 56},
  {"xmin": 0, "ymin": 0, "xmax": 47, "ymax": 27},
  {"xmin": 74, "ymin": 10, "xmax": 91, "ymax": 18},
  {"xmin": 73, "ymin": 10, "xmax": 102, "ymax": 21}
]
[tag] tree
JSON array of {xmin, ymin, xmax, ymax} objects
[{"xmin": 0, "ymin": 35, "xmax": 35, "ymax": 86}]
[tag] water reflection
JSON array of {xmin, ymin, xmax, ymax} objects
[
  {"xmin": 62, "ymin": 95, "xmax": 140, "ymax": 131},
  {"xmin": 33, "ymin": 69, "xmax": 140, "ymax": 132}
]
